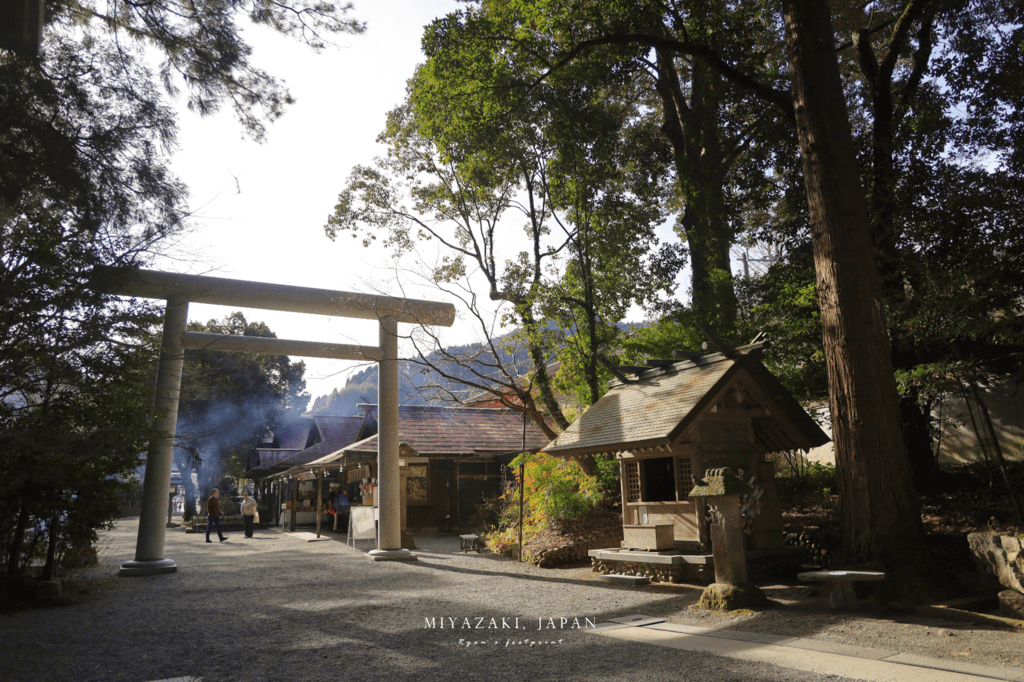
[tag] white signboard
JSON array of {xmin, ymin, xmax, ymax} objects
[{"xmin": 348, "ymin": 506, "xmax": 377, "ymax": 547}]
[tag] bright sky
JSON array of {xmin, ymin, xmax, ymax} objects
[{"xmin": 155, "ymin": 1, "xmax": 467, "ymax": 402}]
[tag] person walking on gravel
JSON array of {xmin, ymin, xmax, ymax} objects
[
  {"xmin": 206, "ymin": 489, "xmax": 227, "ymax": 543},
  {"xmin": 240, "ymin": 492, "xmax": 257, "ymax": 538}
]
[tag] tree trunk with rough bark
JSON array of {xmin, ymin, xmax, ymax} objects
[
  {"xmin": 781, "ymin": 0, "xmax": 931, "ymax": 598},
  {"xmin": 41, "ymin": 515, "xmax": 59, "ymax": 581},
  {"xmin": 6, "ymin": 504, "xmax": 29, "ymax": 577},
  {"xmin": 654, "ymin": 49, "xmax": 737, "ymax": 325}
]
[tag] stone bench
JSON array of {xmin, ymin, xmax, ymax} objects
[
  {"xmin": 460, "ymin": 534, "xmax": 484, "ymax": 553},
  {"xmin": 798, "ymin": 570, "xmax": 886, "ymax": 610}
]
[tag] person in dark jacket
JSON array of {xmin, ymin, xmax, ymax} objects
[
  {"xmin": 332, "ymin": 490, "xmax": 350, "ymax": 533},
  {"xmin": 206, "ymin": 489, "xmax": 227, "ymax": 543}
]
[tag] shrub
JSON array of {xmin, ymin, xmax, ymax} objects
[
  {"xmin": 774, "ymin": 460, "xmax": 837, "ymax": 504},
  {"xmin": 482, "ymin": 452, "xmax": 615, "ymax": 558}
]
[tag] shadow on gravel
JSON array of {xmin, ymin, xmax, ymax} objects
[{"xmin": 406, "ymin": 557, "xmax": 616, "ymax": 589}]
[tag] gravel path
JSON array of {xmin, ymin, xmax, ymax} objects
[{"xmin": 0, "ymin": 517, "xmax": 1021, "ymax": 682}]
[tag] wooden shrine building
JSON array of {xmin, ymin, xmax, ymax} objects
[{"xmin": 543, "ymin": 338, "xmax": 830, "ymax": 582}]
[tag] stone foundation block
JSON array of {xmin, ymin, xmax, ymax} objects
[
  {"xmin": 35, "ymin": 579, "xmax": 63, "ymax": 602},
  {"xmin": 998, "ymin": 590, "xmax": 1024, "ymax": 620},
  {"xmin": 968, "ymin": 532, "xmax": 1024, "ymax": 593},
  {"xmin": 696, "ymin": 582, "xmax": 768, "ymax": 611}
]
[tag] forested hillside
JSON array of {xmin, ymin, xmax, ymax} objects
[
  {"xmin": 307, "ymin": 323, "xmax": 639, "ymax": 415},
  {"xmin": 307, "ymin": 339, "xmax": 518, "ymax": 414}
]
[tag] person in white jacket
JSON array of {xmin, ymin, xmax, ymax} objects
[{"xmin": 240, "ymin": 493, "xmax": 258, "ymax": 538}]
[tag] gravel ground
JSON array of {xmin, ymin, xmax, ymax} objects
[{"xmin": 0, "ymin": 517, "xmax": 1021, "ymax": 682}]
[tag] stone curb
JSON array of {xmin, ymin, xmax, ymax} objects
[
  {"xmin": 917, "ymin": 602, "xmax": 1024, "ymax": 632},
  {"xmin": 591, "ymin": 615, "xmax": 1024, "ymax": 681}
]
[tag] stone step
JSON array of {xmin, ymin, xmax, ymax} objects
[{"xmin": 597, "ymin": 574, "xmax": 651, "ymax": 586}]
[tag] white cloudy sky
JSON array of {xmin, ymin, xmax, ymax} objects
[{"xmin": 154, "ymin": 0, "xmax": 470, "ymax": 401}]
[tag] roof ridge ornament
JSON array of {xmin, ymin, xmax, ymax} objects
[{"xmin": 695, "ymin": 322, "xmax": 737, "ymax": 358}]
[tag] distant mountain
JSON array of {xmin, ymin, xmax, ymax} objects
[
  {"xmin": 306, "ymin": 321, "xmax": 644, "ymax": 416},
  {"xmin": 306, "ymin": 338, "xmax": 529, "ymax": 415},
  {"xmin": 307, "ymin": 366, "xmax": 380, "ymax": 416}
]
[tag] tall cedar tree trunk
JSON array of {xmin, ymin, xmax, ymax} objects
[
  {"xmin": 781, "ymin": 0, "xmax": 931, "ymax": 597},
  {"xmin": 41, "ymin": 515, "xmax": 59, "ymax": 581},
  {"xmin": 6, "ymin": 504, "xmax": 30, "ymax": 576},
  {"xmin": 853, "ymin": 9, "xmax": 939, "ymax": 489},
  {"xmin": 654, "ymin": 49, "xmax": 737, "ymax": 325}
]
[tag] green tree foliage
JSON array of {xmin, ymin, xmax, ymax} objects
[
  {"xmin": 0, "ymin": 213, "xmax": 160, "ymax": 585},
  {"xmin": 177, "ymin": 312, "xmax": 309, "ymax": 501},
  {"xmin": 1, "ymin": 195, "xmax": 163, "ymax": 589},
  {"xmin": 454, "ymin": 0, "xmax": 793, "ymax": 331},
  {"xmin": 1, "ymin": 0, "xmax": 361, "ymax": 588},
  {"xmin": 327, "ymin": 6, "xmax": 682, "ymax": 441},
  {"xmin": 0, "ymin": 344, "xmax": 158, "ymax": 585},
  {"xmin": 535, "ymin": 72, "xmax": 684, "ymax": 406}
]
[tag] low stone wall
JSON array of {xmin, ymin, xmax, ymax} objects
[
  {"xmin": 534, "ymin": 531, "xmax": 622, "ymax": 568},
  {"xmin": 784, "ymin": 524, "xmax": 839, "ymax": 568},
  {"xmin": 590, "ymin": 557, "xmax": 700, "ymax": 584},
  {"xmin": 969, "ymin": 531, "xmax": 1024, "ymax": 621},
  {"xmin": 184, "ymin": 515, "xmax": 247, "ymax": 533}
]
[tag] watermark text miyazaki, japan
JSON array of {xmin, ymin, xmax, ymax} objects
[
  {"xmin": 424, "ymin": 616, "xmax": 596, "ymax": 647},
  {"xmin": 424, "ymin": 616, "xmax": 597, "ymax": 631}
]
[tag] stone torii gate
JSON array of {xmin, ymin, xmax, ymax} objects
[{"xmin": 92, "ymin": 267, "xmax": 455, "ymax": 576}]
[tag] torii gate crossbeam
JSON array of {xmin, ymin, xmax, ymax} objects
[{"xmin": 91, "ymin": 267, "xmax": 455, "ymax": 576}]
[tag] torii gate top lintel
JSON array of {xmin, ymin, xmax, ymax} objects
[{"xmin": 92, "ymin": 266, "xmax": 456, "ymax": 328}]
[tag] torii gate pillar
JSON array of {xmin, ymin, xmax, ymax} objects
[
  {"xmin": 368, "ymin": 317, "xmax": 413, "ymax": 560},
  {"xmin": 119, "ymin": 296, "xmax": 187, "ymax": 576}
]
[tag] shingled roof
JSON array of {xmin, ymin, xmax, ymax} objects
[
  {"xmin": 246, "ymin": 416, "xmax": 364, "ymax": 475},
  {"xmin": 248, "ymin": 448, "xmax": 303, "ymax": 472},
  {"xmin": 296, "ymin": 415, "xmax": 366, "ymax": 460},
  {"xmin": 543, "ymin": 345, "xmax": 829, "ymax": 459},
  {"xmin": 337, "ymin": 404, "xmax": 548, "ymax": 458},
  {"xmin": 276, "ymin": 419, "xmax": 313, "ymax": 449},
  {"xmin": 270, "ymin": 404, "xmax": 550, "ymax": 477}
]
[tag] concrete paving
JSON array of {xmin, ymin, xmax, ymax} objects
[{"xmin": 592, "ymin": 616, "xmax": 1024, "ymax": 681}]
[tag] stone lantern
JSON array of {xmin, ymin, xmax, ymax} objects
[{"xmin": 688, "ymin": 468, "xmax": 767, "ymax": 610}]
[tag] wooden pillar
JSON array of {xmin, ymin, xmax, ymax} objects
[
  {"xmin": 290, "ymin": 479, "xmax": 298, "ymax": 532},
  {"xmin": 275, "ymin": 480, "xmax": 282, "ymax": 526},
  {"xmin": 695, "ymin": 455, "xmax": 711, "ymax": 552},
  {"xmin": 316, "ymin": 470, "xmax": 323, "ymax": 538}
]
